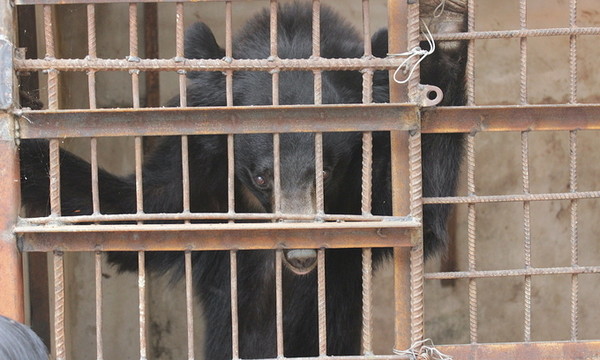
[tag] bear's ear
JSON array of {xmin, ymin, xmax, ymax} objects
[
  {"xmin": 371, "ymin": 28, "xmax": 388, "ymax": 58},
  {"xmin": 185, "ymin": 22, "xmax": 225, "ymax": 60}
]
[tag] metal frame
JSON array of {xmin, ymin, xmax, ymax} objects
[{"xmin": 2, "ymin": 0, "xmax": 599, "ymax": 359}]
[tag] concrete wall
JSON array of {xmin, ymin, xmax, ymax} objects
[{"xmin": 29, "ymin": 0, "xmax": 600, "ymax": 358}]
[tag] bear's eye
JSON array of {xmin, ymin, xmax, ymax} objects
[
  {"xmin": 254, "ymin": 175, "xmax": 267, "ymax": 187},
  {"xmin": 322, "ymin": 169, "xmax": 330, "ymax": 180}
]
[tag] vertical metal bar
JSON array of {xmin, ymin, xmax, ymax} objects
[
  {"xmin": 87, "ymin": 4, "xmax": 97, "ymax": 110},
  {"xmin": 273, "ymin": 134, "xmax": 281, "ymax": 214},
  {"xmin": 362, "ymin": 0, "xmax": 372, "ymax": 57},
  {"xmin": 144, "ymin": 3, "xmax": 160, "ymax": 107},
  {"xmin": 275, "ymin": 249, "xmax": 284, "ymax": 357},
  {"xmin": 388, "ymin": 0, "xmax": 412, "ymax": 352},
  {"xmin": 129, "ymin": 3, "xmax": 141, "ymax": 109},
  {"xmin": 568, "ymin": 0, "xmax": 579, "ymax": 341},
  {"xmin": 569, "ymin": 130, "xmax": 579, "ymax": 341},
  {"xmin": 405, "ymin": 0, "xmax": 424, "ymax": 346},
  {"xmin": 134, "ymin": 137, "xmax": 143, "ymax": 214},
  {"xmin": 270, "ymin": 0, "xmax": 279, "ymax": 107},
  {"xmin": 360, "ymin": 2, "xmax": 374, "ymax": 353},
  {"xmin": 467, "ymin": 134, "xmax": 477, "ymax": 344},
  {"xmin": 54, "ymin": 251, "xmax": 66, "ymax": 360},
  {"xmin": 227, "ymin": 134, "xmax": 235, "ymax": 215},
  {"xmin": 0, "ymin": 103, "xmax": 24, "ymax": 325},
  {"xmin": 361, "ymin": 248, "xmax": 373, "ymax": 355},
  {"xmin": 43, "ymin": 5, "xmax": 59, "ymax": 110},
  {"xmin": 95, "ymin": 251, "xmax": 103, "ymax": 360},
  {"xmin": 185, "ymin": 250, "xmax": 194, "ymax": 360},
  {"xmin": 225, "ymin": 1, "xmax": 233, "ymax": 107},
  {"xmin": 315, "ymin": 133, "xmax": 324, "ymax": 214},
  {"xmin": 181, "ymin": 135, "xmax": 191, "ymax": 213},
  {"xmin": 89, "ymin": 2, "xmax": 101, "ymax": 345},
  {"xmin": 138, "ymin": 251, "xmax": 147, "ymax": 360},
  {"xmin": 176, "ymin": 2, "xmax": 187, "ymax": 108},
  {"xmin": 521, "ymin": 131, "xmax": 532, "ymax": 342},
  {"xmin": 230, "ymin": 250, "xmax": 239, "ymax": 359},
  {"xmin": 317, "ymin": 248, "xmax": 327, "ymax": 356},
  {"xmin": 466, "ymin": 0, "xmax": 475, "ymax": 106},
  {"xmin": 129, "ymin": 8, "xmax": 146, "ymax": 355},
  {"xmin": 519, "ymin": 0, "xmax": 528, "ymax": 105},
  {"xmin": 44, "ymin": 7, "xmax": 65, "ymax": 357},
  {"xmin": 466, "ymin": 0, "xmax": 477, "ymax": 345},
  {"xmin": 519, "ymin": 0, "xmax": 532, "ymax": 343},
  {"xmin": 88, "ymin": 4, "xmax": 100, "ymax": 215}
]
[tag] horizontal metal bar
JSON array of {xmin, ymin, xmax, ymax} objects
[
  {"xmin": 423, "ymin": 191, "xmax": 600, "ymax": 205},
  {"xmin": 430, "ymin": 27, "xmax": 600, "ymax": 41},
  {"xmin": 17, "ymin": 220, "xmax": 419, "ymax": 252},
  {"xmin": 14, "ymin": 57, "xmax": 403, "ymax": 72},
  {"xmin": 15, "ymin": 0, "xmax": 267, "ymax": 4},
  {"xmin": 437, "ymin": 341, "xmax": 600, "ymax": 360},
  {"xmin": 422, "ymin": 105, "xmax": 600, "ymax": 133},
  {"xmin": 17, "ymin": 104, "xmax": 418, "ymax": 138},
  {"xmin": 425, "ymin": 266, "xmax": 600, "ymax": 280},
  {"xmin": 19, "ymin": 212, "xmax": 398, "ymax": 225}
]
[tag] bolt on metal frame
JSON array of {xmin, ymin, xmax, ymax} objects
[{"xmin": 3, "ymin": 0, "xmax": 600, "ymax": 359}]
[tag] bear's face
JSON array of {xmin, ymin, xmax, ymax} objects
[{"xmin": 234, "ymin": 132, "xmax": 361, "ymax": 215}]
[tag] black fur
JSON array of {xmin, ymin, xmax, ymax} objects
[{"xmin": 20, "ymin": 3, "xmax": 466, "ymax": 358}]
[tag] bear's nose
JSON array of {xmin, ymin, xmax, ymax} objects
[{"xmin": 283, "ymin": 249, "xmax": 317, "ymax": 275}]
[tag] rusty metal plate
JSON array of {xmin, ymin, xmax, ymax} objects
[
  {"xmin": 17, "ymin": 104, "xmax": 419, "ymax": 139},
  {"xmin": 17, "ymin": 220, "xmax": 419, "ymax": 252},
  {"xmin": 422, "ymin": 105, "xmax": 600, "ymax": 133},
  {"xmin": 437, "ymin": 341, "xmax": 600, "ymax": 360}
]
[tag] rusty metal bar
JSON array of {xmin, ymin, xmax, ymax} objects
[
  {"xmin": 87, "ymin": 4, "xmax": 97, "ymax": 109},
  {"xmin": 230, "ymin": 250, "xmax": 239, "ymax": 360},
  {"xmin": 18, "ymin": 222, "xmax": 417, "ymax": 253},
  {"xmin": 20, "ymin": 212, "xmax": 401, "ymax": 224},
  {"xmin": 0, "ymin": 137, "xmax": 24, "ymax": 319},
  {"xmin": 14, "ymin": 57, "xmax": 410, "ymax": 72},
  {"xmin": 315, "ymin": 133, "xmax": 324, "ymax": 214},
  {"xmin": 521, "ymin": 131, "xmax": 532, "ymax": 343},
  {"xmin": 466, "ymin": 0, "xmax": 475, "ymax": 106},
  {"xmin": 466, "ymin": 134, "xmax": 477, "ymax": 344},
  {"xmin": 138, "ymin": 251, "xmax": 147, "ymax": 360},
  {"xmin": 0, "ymin": 0, "xmax": 25, "ymax": 323},
  {"xmin": 518, "ymin": 0, "xmax": 533, "ymax": 343},
  {"xmin": 181, "ymin": 135, "xmax": 191, "ymax": 213},
  {"xmin": 17, "ymin": 104, "xmax": 418, "ymax": 138},
  {"xmin": 94, "ymin": 251, "xmax": 103, "ymax": 360},
  {"xmin": 388, "ymin": 0, "xmax": 412, "ymax": 353},
  {"xmin": 275, "ymin": 249, "xmax": 284, "ymax": 357},
  {"xmin": 227, "ymin": 134, "xmax": 235, "ymax": 214},
  {"xmin": 19, "ymin": 104, "xmax": 600, "ymax": 138},
  {"xmin": 176, "ymin": 2, "xmax": 187, "ymax": 109},
  {"xmin": 273, "ymin": 133, "xmax": 281, "ymax": 214},
  {"xmin": 361, "ymin": 248, "xmax": 373, "ymax": 355},
  {"xmin": 429, "ymin": 26, "xmax": 600, "ymax": 40},
  {"xmin": 423, "ymin": 191, "xmax": 600, "ymax": 204},
  {"xmin": 568, "ymin": 0, "xmax": 580, "ymax": 343},
  {"xmin": 53, "ymin": 251, "xmax": 66, "ymax": 360},
  {"xmin": 426, "ymin": 265, "xmax": 600, "ymax": 280},
  {"xmin": 225, "ymin": 0, "xmax": 233, "ymax": 107},
  {"xmin": 143, "ymin": 2, "xmax": 159, "ymax": 107},
  {"xmin": 437, "ymin": 341, "xmax": 600, "ymax": 359},
  {"xmin": 422, "ymin": 105, "xmax": 600, "ymax": 133},
  {"xmin": 317, "ymin": 248, "xmax": 326, "ymax": 356},
  {"xmin": 185, "ymin": 250, "xmax": 194, "ymax": 360}
]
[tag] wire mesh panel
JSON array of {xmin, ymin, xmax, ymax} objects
[{"xmin": 3, "ymin": 0, "xmax": 600, "ymax": 360}]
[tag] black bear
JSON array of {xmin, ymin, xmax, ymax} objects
[{"xmin": 19, "ymin": 2, "xmax": 466, "ymax": 359}]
